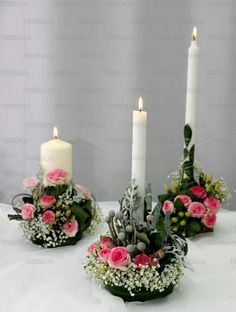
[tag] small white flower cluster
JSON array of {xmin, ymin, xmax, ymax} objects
[
  {"xmin": 19, "ymin": 218, "xmax": 68, "ymax": 248},
  {"xmin": 85, "ymin": 202, "xmax": 103, "ymax": 235},
  {"xmin": 85, "ymin": 254, "xmax": 184, "ymax": 297}
]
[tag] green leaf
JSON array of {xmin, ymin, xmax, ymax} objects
[
  {"xmin": 22, "ymin": 196, "xmax": 33, "ymax": 204},
  {"xmin": 13, "ymin": 207, "xmax": 22, "ymax": 214},
  {"xmin": 186, "ymin": 219, "xmax": 201, "ymax": 237},
  {"xmin": 158, "ymin": 193, "xmax": 172, "ymax": 203},
  {"xmin": 71, "ymin": 201, "xmax": 92, "ymax": 232},
  {"xmin": 174, "ymin": 199, "xmax": 185, "ymax": 210},
  {"xmin": 136, "ymin": 231, "xmax": 150, "ymax": 245},
  {"xmin": 8, "ymin": 214, "xmax": 22, "ymax": 221},
  {"xmin": 149, "ymin": 232, "xmax": 165, "ymax": 250},
  {"xmin": 189, "ymin": 144, "xmax": 195, "ymax": 161},
  {"xmin": 184, "ymin": 124, "xmax": 192, "ymax": 147},
  {"xmin": 183, "ymin": 148, "xmax": 188, "ymax": 159}
]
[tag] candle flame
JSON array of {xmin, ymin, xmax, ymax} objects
[
  {"xmin": 192, "ymin": 26, "xmax": 197, "ymax": 41},
  {"xmin": 53, "ymin": 127, "xmax": 58, "ymax": 139},
  {"xmin": 138, "ymin": 96, "xmax": 143, "ymax": 112}
]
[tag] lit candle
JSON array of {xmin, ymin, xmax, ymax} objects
[
  {"xmin": 40, "ymin": 127, "xmax": 72, "ymax": 179},
  {"xmin": 131, "ymin": 97, "xmax": 147, "ymax": 220},
  {"xmin": 185, "ymin": 26, "xmax": 199, "ymax": 147}
]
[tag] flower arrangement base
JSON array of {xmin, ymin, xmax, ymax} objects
[
  {"xmin": 85, "ymin": 182, "xmax": 187, "ymax": 302},
  {"xmin": 8, "ymin": 168, "xmax": 103, "ymax": 248},
  {"xmin": 105, "ymin": 283, "xmax": 174, "ymax": 302},
  {"xmin": 158, "ymin": 125, "xmax": 231, "ymax": 239}
]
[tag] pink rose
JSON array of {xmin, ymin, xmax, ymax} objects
[
  {"xmin": 133, "ymin": 254, "xmax": 151, "ymax": 267},
  {"xmin": 98, "ymin": 248, "xmax": 111, "ymax": 262},
  {"xmin": 190, "ymin": 186, "xmax": 206, "ymax": 199},
  {"xmin": 76, "ymin": 184, "xmax": 93, "ymax": 200},
  {"xmin": 188, "ymin": 202, "xmax": 206, "ymax": 218},
  {"xmin": 174, "ymin": 194, "xmax": 192, "ymax": 207},
  {"xmin": 162, "ymin": 200, "xmax": 174, "ymax": 214},
  {"xmin": 63, "ymin": 220, "xmax": 78, "ymax": 237},
  {"xmin": 87, "ymin": 242, "xmax": 98, "ymax": 254},
  {"xmin": 204, "ymin": 197, "xmax": 221, "ymax": 213},
  {"xmin": 100, "ymin": 236, "xmax": 114, "ymax": 249},
  {"xmin": 23, "ymin": 177, "xmax": 39, "ymax": 189},
  {"xmin": 203, "ymin": 212, "xmax": 217, "ymax": 228},
  {"xmin": 108, "ymin": 247, "xmax": 130, "ymax": 268},
  {"xmin": 39, "ymin": 195, "xmax": 56, "ymax": 208},
  {"xmin": 42, "ymin": 210, "xmax": 55, "ymax": 224},
  {"xmin": 21, "ymin": 203, "xmax": 36, "ymax": 220},
  {"xmin": 46, "ymin": 168, "xmax": 68, "ymax": 185}
]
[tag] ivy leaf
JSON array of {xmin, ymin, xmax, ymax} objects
[{"xmin": 184, "ymin": 124, "xmax": 192, "ymax": 148}]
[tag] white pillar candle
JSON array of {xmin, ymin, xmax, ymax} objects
[
  {"xmin": 131, "ymin": 97, "xmax": 147, "ymax": 221},
  {"xmin": 185, "ymin": 27, "xmax": 199, "ymax": 147},
  {"xmin": 40, "ymin": 127, "xmax": 72, "ymax": 179}
]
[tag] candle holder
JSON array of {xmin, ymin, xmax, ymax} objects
[
  {"xmin": 84, "ymin": 181, "xmax": 187, "ymax": 302},
  {"xmin": 157, "ymin": 125, "xmax": 231, "ymax": 238},
  {"xmin": 8, "ymin": 168, "xmax": 102, "ymax": 248}
]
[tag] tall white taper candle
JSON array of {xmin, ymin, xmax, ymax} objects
[
  {"xmin": 131, "ymin": 97, "xmax": 147, "ymax": 221},
  {"xmin": 185, "ymin": 27, "xmax": 199, "ymax": 147}
]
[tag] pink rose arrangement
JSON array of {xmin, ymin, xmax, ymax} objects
[
  {"xmin": 86, "ymin": 236, "xmax": 163, "ymax": 270},
  {"xmin": 46, "ymin": 168, "xmax": 68, "ymax": 185},
  {"xmin": 8, "ymin": 168, "xmax": 100, "ymax": 248},
  {"xmin": 160, "ymin": 184, "xmax": 221, "ymax": 237},
  {"xmin": 85, "ymin": 183, "xmax": 187, "ymax": 300}
]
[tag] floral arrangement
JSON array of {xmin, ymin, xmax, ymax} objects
[
  {"xmin": 8, "ymin": 168, "xmax": 102, "ymax": 248},
  {"xmin": 85, "ymin": 182, "xmax": 187, "ymax": 302},
  {"xmin": 158, "ymin": 125, "xmax": 231, "ymax": 238}
]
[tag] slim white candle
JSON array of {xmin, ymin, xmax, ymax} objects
[
  {"xmin": 40, "ymin": 127, "xmax": 72, "ymax": 179},
  {"xmin": 185, "ymin": 26, "xmax": 199, "ymax": 147},
  {"xmin": 131, "ymin": 97, "xmax": 147, "ymax": 221}
]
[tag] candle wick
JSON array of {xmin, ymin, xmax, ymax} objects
[
  {"xmin": 139, "ymin": 109, "xmax": 142, "ymax": 112},
  {"xmin": 54, "ymin": 136, "xmax": 58, "ymax": 139}
]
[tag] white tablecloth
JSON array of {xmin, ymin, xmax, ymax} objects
[{"xmin": 0, "ymin": 202, "xmax": 236, "ymax": 312}]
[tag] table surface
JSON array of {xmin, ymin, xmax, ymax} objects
[{"xmin": 0, "ymin": 202, "xmax": 236, "ymax": 312}]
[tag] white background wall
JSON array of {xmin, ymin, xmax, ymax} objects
[{"xmin": 0, "ymin": 0, "xmax": 235, "ymax": 208}]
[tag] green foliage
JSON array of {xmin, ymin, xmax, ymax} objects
[
  {"xmin": 184, "ymin": 124, "xmax": 192, "ymax": 148},
  {"xmin": 22, "ymin": 196, "xmax": 33, "ymax": 204},
  {"xmin": 186, "ymin": 219, "xmax": 201, "ymax": 237},
  {"xmin": 43, "ymin": 184, "xmax": 69, "ymax": 197},
  {"xmin": 71, "ymin": 200, "xmax": 92, "ymax": 233},
  {"xmin": 8, "ymin": 214, "xmax": 22, "ymax": 221},
  {"xmin": 174, "ymin": 199, "xmax": 185, "ymax": 210}
]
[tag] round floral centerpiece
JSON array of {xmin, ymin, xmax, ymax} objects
[
  {"xmin": 158, "ymin": 125, "xmax": 231, "ymax": 238},
  {"xmin": 85, "ymin": 182, "xmax": 187, "ymax": 302},
  {"xmin": 8, "ymin": 168, "xmax": 102, "ymax": 248}
]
